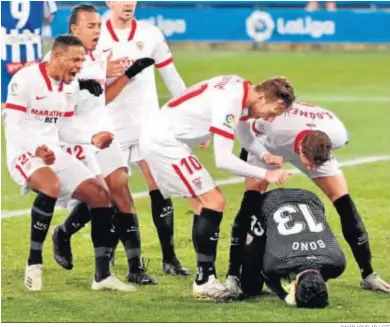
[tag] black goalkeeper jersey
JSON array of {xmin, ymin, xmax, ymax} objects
[{"xmin": 250, "ymin": 188, "xmax": 346, "ymax": 281}]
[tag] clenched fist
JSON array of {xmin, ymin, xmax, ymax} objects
[
  {"xmin": 263, "ymin": 153, "xmax": 284, "ymax": 168},
  {"xmin": 35, "ymin": 145, "xmax": 55, "ymax": 165},
  {"xmin": 264, "ymin": 169, "xmax": 290, "ymax": 185},
  {"xmin": 91, "ymin": 132, "xmax": 114, "ymax": 149}
]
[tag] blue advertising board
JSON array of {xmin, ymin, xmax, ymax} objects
[
  {"xmin": 50, "ymin": 8, "xmax": 390, "ymax": 43},
  {"xmin": 56, "ymin": 1, "xmax": 390, "ymax": 8}
]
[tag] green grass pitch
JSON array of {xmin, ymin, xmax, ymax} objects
[{"xmin": 1, "ymin": 48, "xmax": 390, "ymax": 322}]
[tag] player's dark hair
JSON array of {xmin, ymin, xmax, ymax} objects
[
  {"xmin": 255, "ymin": 76, "xmax": 296, "ymax": 108},
  {"xmin": 52, "ymin": 34, "xmax": 83, "ymax": 51},
  {"xmin": 301, "ymin": 130, "xmax": 332, "ymax": 166},
  {"xmin": 295, "ymin": 270, "xmax": 329, "ymax": 309},
  {"xmin": 68, "ymin": 4, "xmax": 98, "ymax": 33}
]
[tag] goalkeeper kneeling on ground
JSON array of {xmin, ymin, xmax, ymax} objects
[{"xmin": 238, "ymin": 188, "xmax": 346, "ymax": 308}]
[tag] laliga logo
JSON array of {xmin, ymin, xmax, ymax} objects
[
  {"xmin": 246, "ymin": 11, "xmax": 275, "ymax": 42},
  {"xmin": 223, "ymin": 114, "xmax": 236, "ymax": 129}
]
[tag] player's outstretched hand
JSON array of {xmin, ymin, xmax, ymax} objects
[
  {"xmin": 263, "ymin": 153, "xmax": 284, "ymax": 167},
  {"xmin": 264, "ymin": 169, "xmax": 290, "ymax": 185},
  {"xmin": 125, "ymin": 58, "xmax": 155, "ymax": 80},
  {"xmin": 35, "ymin": 145, "xmax": 55, "ymax": 165},
  {"xmin": 79, "ymin": 79, "xmax": 103, "ymax": 97},
  {"xmin": 91, "ymin": 132, "xmax": 114, "ymax": 149}
]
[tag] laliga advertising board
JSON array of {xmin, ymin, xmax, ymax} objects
[{"xmin": 49, "ymin": 7, "xmax": 390, "ymax": 43}]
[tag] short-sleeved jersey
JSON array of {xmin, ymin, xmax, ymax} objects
[
  {"xmin": 143, "ymin": 75, "xmax": 250, "ymax": 148},
  {"xmin": 4, "ymin": 63, "xmax": 79, "ymax": 165},
  {"xmin": 249, "ymin": 188, "xmax": 345, "ymax": 280},
  {"xmin": 1, "ymin": 1, "xmax": 57, "ymax": 65},
  {"xmin": 247, "ymin": 102, "xmax": 349, "ymax": 157},
  {"xmin": 99, "ymin": 19, "xmax": 173, "ymax": 144},
  {"xmin": 44, "ymin": 49, "xmax": 109, "ymax": 135}
]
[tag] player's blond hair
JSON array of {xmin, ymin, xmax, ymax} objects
[{"xmin": 255, "ymin": 76, "xmax": 296, "ymax": 108}]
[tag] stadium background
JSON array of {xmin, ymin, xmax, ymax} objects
[{"xmin": 2, "ymin": 1, "xmax": 390, "ymax": 323}]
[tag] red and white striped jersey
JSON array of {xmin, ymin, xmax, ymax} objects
[{"xmin": 99, "ymin": 19, "xmax": 175, "ymax": 145}]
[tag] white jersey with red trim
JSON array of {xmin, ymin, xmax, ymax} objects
[
  {"xmin": 248, "ymin": 102, "xmax": 349, "ymax": 157},
  {"xmin": 142, "ymin": 75, "xmax": 250, "ymax": 148},
  {"xmin": 99, "ymin": 19, "xmax": 174, "ymax": 144},
  {"xmin": 3, "ymin": 63, "xmax": 80, "ymax": 168},
  {"xmin": 43, "ymin": 49, "xmax": 109, "ymax": 134}
]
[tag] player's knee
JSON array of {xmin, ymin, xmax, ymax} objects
[
  {"xmin": 245, "ymin": 178, "xmax": 268, "ymax": 193},
  {"xmin": 199, "ymin": 189, "xmax": 226, "ymax": 211},
  {"xmin": 106, "ymin": 169, "xmax": 128, "ymax": 194},
  {"xmin": 78, "ymin": 179, "xmax": 111, "ymax": 207},
  {"xmin": 314, "ymin": 175, "xmax": 348, "ymax": 203},
  {"xmin": 40, "ymin": 180, "xmax": 61, "ymax": 198},
  {"xmin": 92, "ymin": 184, "xmax": 111, "ymax": 207},
  {"xmin": 328, "ymin": 191, "xmax": 348, "ymax": 203},
  {"xmin": 30, "ymin": 168, "xmax": 61, "ymax": 198}
]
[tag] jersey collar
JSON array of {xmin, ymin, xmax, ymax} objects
[
  {"xmin": 39, "ymin": 62, "xmax": 64, "ymax": 92},
  {"xmin": 106, "ymin": 19, "xmax": 137, "ymax": 42},
  {"xmin": 88, "ymin": 49, "xmax": 95, "ymax": 61},
  {"xmin": 294, "ymin": 130, "xmax": 311, "ymax": 153},
  {"xmin": 242, "ymin": 80, "xmax": 252, "ymax": 109}
]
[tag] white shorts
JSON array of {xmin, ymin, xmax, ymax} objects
[
  {"xmin": 61, "ymin": 143, "xmax": 101, "ymax": 176},
  {"xmin": 56, "ymin": 141, "xmax": 126, "ymax": 208},
  {"xmin": 120, "ymin": 142, "xmax": 143, "ymax": 176},
  {"xmin": 8, "ymin": 149, "xmax": 96, "ymax": 201},
  {"xmin": 62, "ymin": 140, "xmax": 127, "ymax": 178},
  {"xmin": 140, "ymin": 136, "xmax": 216, "ymax": 198},
  {"xmin": 95, "ymin": 140, "xmax": 127, "ymax": 177},
  {"xmin": 247, "ymin": 152, "xmax": 343, "ymax": 179}
]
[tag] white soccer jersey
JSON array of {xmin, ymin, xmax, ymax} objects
[
  {"xmin": 44, "ymin": 49, "xmax": 109, "ymax": 134},
  {"xmin": 99, "ymin": 19, "xmax": 176, "ymax": 145},
  {"xmin": 236, "ymin": 102, "xmax": 349, "ymax": 167},
  {"xmin": 139, "ymin": 75, "xmax": 276, "ymax": 197},
  {"xmin": 247, "ymin": 102, "xmax": 349, "ymax": 157},
  {"xmin": 143, "ymin": 75, "xmax": 250, "ymax": 148},
  {"xmin": 3, "ymin": 63, "xmax": 93, "ymax": 168}
]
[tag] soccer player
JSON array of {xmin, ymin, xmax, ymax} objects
[
  {"xmin": 226, "ymin": 101, "xmax": 390, "ymax": 293},
  {"xmin": 96, "ymin": 1, "xmax": 188, "ymax": 276},
  {"xmin": 139, "ymin": 75, "xmax": 295, "ymax": 300},
  {"xmin": 49, "ymin": 4, "xmax": 157, "ymax": 286},
  {"xmin": 239, "ymin": 188, "xmax": 346, "ymax": 308},
  {"xmin": 4, "ymin": 34, "xmax": 134, "ymax": 292},
  {"xmin": 1, "ymin": 1, "xmax": 57, "ymax": 106}
]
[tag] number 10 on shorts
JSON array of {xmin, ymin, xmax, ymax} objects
[{"xmin": 172, "ymin": 155, "xmax": 215, "ymax": 197}]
